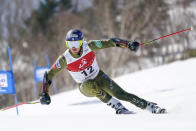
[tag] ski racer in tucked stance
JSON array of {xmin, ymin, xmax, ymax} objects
[{"xmin": 40, "ymin": 29, "xmax": 166, "ymax": 114}]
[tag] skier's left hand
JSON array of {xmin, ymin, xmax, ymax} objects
[{"xmin": 128, "ymin": 41, "xmax": 140, "ymax": 52}]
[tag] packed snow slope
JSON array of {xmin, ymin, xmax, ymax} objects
[{"xmin": 1, "ymin": 58, "xmax": 196, "ymax": 131}]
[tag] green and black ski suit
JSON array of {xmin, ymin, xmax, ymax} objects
[{"xmin": 47, "ymin": 39, "xmax": 147, "ymax": 109}]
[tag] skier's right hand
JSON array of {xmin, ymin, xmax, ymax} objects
[{"xmin": 40, "ymin": 92, "xmax": 51, "ymax": 105}]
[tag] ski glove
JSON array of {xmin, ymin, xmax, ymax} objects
[
  {"xmin": 128, "ymin": 41, "xmax": 140, "ymax": 52},
  {"xmin": 40, "ymin": 92, "xmax": 51, "ymax": 105},
  {"xmin": 40, "ymin": 72, "xmax": 52, "ymax": 105}
]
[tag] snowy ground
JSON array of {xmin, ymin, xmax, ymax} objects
[{"xmin": 1, "ymin": 58, "xmax": 196, "ymax": 131}]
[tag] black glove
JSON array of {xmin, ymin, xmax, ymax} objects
[
  {"xmin": 40, "ymin": 72, "xmax": 52, "ymax": 105},
  {"xmin": 128, "ymin": 41, "xmax": 140, "ymax": 52},
  {"xmin": 40, "ymin": 92, "xmax": 51, "ymax": 105}
]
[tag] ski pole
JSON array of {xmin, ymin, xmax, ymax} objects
[
  {"xmin": 139, "ymin": 26, "xmax": 193, "ymax": 46},
  {"xmin": 0, "ymin": 101, "xmax": 40, "ymax": 111}
]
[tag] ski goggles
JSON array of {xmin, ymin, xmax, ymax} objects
[{"xmin": 65, "ymin": 40, "xmax": 83, "ymax": 48}]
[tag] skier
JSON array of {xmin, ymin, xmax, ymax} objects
[{"xmin": 40, "ymin": 29, "xmax": 166, "ymax": 114}]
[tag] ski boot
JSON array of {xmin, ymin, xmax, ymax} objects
[
  {"xmin": 146, "ymin": 101, "xmax": 167, "ymax": 114},
  {"xmin": 107, "ymin": 98, "xmax": 133, "ymax": 114}
]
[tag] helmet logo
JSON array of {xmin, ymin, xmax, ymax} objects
[{"xmin": 71, "ymin": 34, "xmax": 78, "ymax": 38}]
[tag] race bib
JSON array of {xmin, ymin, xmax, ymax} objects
[{"xmin": 64, "ymin": 42, "xmax": 100, "ymax": 83}]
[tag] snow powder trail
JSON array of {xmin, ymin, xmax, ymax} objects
[{"xmin": 1, "ymin": 58, "xmax": 196, "ymax": 131}]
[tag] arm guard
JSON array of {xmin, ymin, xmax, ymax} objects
[
  {"xmin": 110, "ymin": 38, "xmax": 140, "ymax": 52},
  {"xmin": 39, "ymin": 71, "xmax": 52, "ymax": 105},
  {"xmin": 42, "ymin": 71, "xmax": 52, "ymax": 93},
  {"xmin": 110, "ymin": 38, "xmax": 130, "ymax": 48}
]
